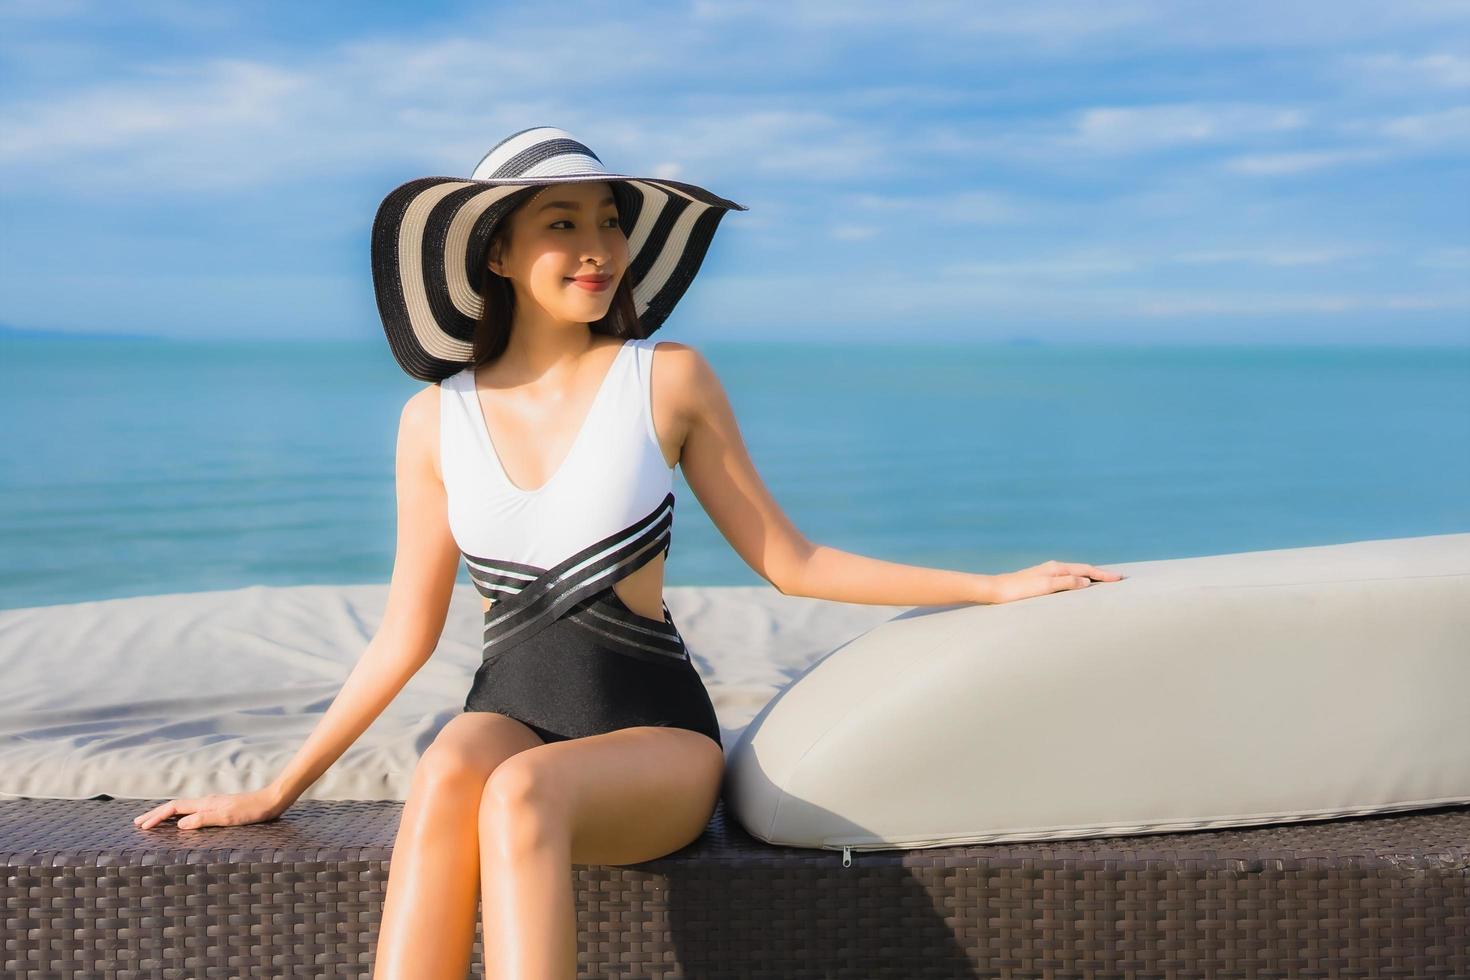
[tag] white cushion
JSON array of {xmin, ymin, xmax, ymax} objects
[{"xmin": 724, "ymin": 533, "xmax": 1470, "ymax": 852}]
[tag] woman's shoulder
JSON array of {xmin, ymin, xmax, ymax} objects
[
  {"xmin": 639, "ymin": 336, "xmax": 693, "ymax": 353},
  {"xmin": 639, "ymin": 337, "xmax": 700, "ymax": 368},
  {"xmin": 397, "ymin": 380, "xmax": 447, "ymax": 477},
  {"xmin": 640, "ymin": 338, "xmax": 700, "ymax": 381},
  {"xmin": 405, "ymin": 373, "xmax": 451, "ymax": 414},
  {"xmin": 638, "ymin": 339, "xmax": 731, "ymax": 427}
]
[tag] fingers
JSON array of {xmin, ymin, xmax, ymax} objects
[
  {"xmin": 133, "ymin": 801, "xmax": 177, "ymax": 829},
  {"xmin": 1058, "ymin": 563, "xmax": 1125, "ymax": 582},
  {"xmin": 177, "ymin": 811, "xmax": 210, "ymax": 830},
  {"xmin": 1049, "ymin": 566, "xmax": 1125, "ymax": 589},
  {"xmin": 133, "ymin": 799, "xmax": 198, "ymax": 831}
]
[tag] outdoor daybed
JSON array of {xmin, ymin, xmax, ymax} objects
[{"xmin": 3, "ymin": 532, "xmax": 1468, "ymax": 977}]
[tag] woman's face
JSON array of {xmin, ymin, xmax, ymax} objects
[{"xmin": 488, "ymin": 180, "xmax": 629, "ymax": 326}]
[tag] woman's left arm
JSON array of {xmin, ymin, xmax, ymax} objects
[{"xmin": 666, "ymin": 343, "xmax": 1000, "ymax": 607}]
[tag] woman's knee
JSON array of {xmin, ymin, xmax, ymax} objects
[{"xmin": 478, "ymin": 752, "xmax": 569, "ymax": 851}]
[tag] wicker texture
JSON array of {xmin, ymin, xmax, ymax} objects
[{"xmin": 3, "ymin": 796, "xmax": 1467, "ymax": 978}]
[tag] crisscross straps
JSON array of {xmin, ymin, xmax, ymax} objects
[
  {"xmin": 561, "ymin": 587, "xmax": 688, "ymax": 664},
  {"xmin": 461, "ymin": 492, "xmax": 676, "ymax": 659}
]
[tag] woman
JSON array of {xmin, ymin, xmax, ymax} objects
[{"xmin": 131, "ymin": 127, "xmax": 1122, "ymax": 978}]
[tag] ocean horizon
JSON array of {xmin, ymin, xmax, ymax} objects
[{"xmin": 3, "ymin": 331, "xmax": 1467, "ymax": 611}]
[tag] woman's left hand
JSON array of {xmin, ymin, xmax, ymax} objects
[{"xmin": 983, "ymin": 560, "xmax": 1124, "ymax": 604}]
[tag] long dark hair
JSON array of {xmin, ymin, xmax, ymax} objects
[{"xmin": 469, "ymin": 184, "xmax": 647, "ymax": 369}]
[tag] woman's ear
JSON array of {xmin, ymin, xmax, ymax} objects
[{"xmin": 488, "ymin": 240, "xmax": 511, "ymax": 277}]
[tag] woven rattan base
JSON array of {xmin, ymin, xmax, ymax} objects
[{"xmin": 3, "ymin": 796, "xmax": 1467, "ymax": 978}]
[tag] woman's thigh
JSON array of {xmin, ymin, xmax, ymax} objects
[
  {"xmin": 420, "ymin": 711, "xmax": 548, "ymax": 780},
  {"xmin": 485, "ymin": 726, "xmax": 725, "ymax": 867}
]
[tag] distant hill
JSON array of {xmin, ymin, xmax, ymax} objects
[
  {"xmin": 0, "ymin": 323, "xmax": 379, "ymax": 345},
  {"xmin": 0, "ymin": 323, "xmax": 167, "ymax": 342}
]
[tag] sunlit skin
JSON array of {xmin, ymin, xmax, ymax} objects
[{"xmin": 370, "ymin": 179, "xmax": 727, "ymax": 980}]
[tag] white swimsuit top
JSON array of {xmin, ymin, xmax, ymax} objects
[{"xmin": 439, "ymin": 337, "xmax": 677, "ymax": 614}]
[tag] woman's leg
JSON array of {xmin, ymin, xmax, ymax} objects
[
  {"xmin": 477, "ymin": 726, "xmax": 725, "ymax": 979},
  {"xmin": 371, "ymin": 712, "xmax": 546, "ymax": 980}
]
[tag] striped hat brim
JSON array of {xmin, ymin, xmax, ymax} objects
[{"xmin": 371, "ymin": 170, "xmax": 748, "ymax": 382}]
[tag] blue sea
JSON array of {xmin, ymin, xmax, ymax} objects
[{"xmin": 2, "ymin": 333, "xmax": 1467, "ymax": 611}]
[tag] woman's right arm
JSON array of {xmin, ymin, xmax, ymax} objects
[
  {"xmin": 134, "ymin": 385, "xmax": 462, "ymax": 829},
  {"xmin": 265, "ymin": 384, "xmax": 463, "ymax": 811}
]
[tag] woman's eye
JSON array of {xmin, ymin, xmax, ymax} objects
[{"xmin": 550, "ymin": 218, "xmax": 620, "ymax": 229}]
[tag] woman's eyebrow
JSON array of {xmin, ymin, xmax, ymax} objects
[{"xmin": 536, "ymin": 196, "xmax": 617, "ymax": 213}]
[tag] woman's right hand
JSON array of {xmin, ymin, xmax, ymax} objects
[
  {"xmin": 989, "ymin": 560, "xmax": 1124, "ymax": 604},
  {"xmin": 132, "ymin": 787, "xmax": 287, "ymax": 831}
]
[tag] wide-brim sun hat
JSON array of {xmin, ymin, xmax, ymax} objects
[{"xmin": 370, "ymin": 125, "xmax": 748, "ymax": 382}]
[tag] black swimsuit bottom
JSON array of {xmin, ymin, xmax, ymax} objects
[
  {"xmin": 459, "ymin": 494, "xmax": 722, "ymax": 749},
  {"xmin": 463, "ymin": 584, "xmax": 722, "ymax": 748}
]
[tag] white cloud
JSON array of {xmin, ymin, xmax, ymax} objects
[
  {"xmin": 0, "ymin": 0, "xmax": 89, "ymax": 18},
  {"xmin": 3, "ymin": 0, "xmax": 1465, "ymax": 197},
  {"xmin": 0, "ymin": 10, "xmax": 773, "ymax": 188},
  {"xmin": 691, "ymin": 0, "xmax": 1470, "ymax": 50},
  {"xmin": 0, "ymin": 58, "xmax": 303, "ymax": 160},
  {"xmin": 940, "ymin": 252, "xmax": 1143, "ymax": 279},
  {"xmin": 688, "ymin": 0, "xmax": 1153, "ymax": 41},
  {"xmin": 1346, "ymin": 51, "xmax": 1470, "ymax": 89},
  {"xmin": 1213, "ymin": 105, "xmax": 1469, "ymax": 175},
  {"xmin": 1369, "ymin": 104, "xmax": 1470, "ymax": 145},
  {"xmin": 0, "ymin": 22, "xmax": 893, "ymax": 193},
  {"xmin": 1068, "ymin": 103, "xmax": 1307, "ymax": 154},
  {"xmin": 1221, "ymin": 148, "xmax": 1387, "ymax": 175},
  {"xmin": 909, "ymin": 101, "xmax": 1331, "ymax": 173},
  {"xmin": 1420, "ymin": 246, "xmax": 1470, "ymax": 269},
  {"xmin": 1169, "ymin": 246, "xmax": 1374, "ymax": 266},
  {"xmin": 1134, "ymin": 291, "xmax": 1470, "ymax": 316},
  {"xmin": 694, "ymin": 270, "xmax": 1470, "ymax": 326},
  {"xmin": 936, "ymin": 242, "xmax": 1374, "ymax": 280},
  {"xmin": 849, "ymin": 190, "xmax": 1025, "ymax": 224}
]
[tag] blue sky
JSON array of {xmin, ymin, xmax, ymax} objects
[{"xmin": 1, "ymin": 0, "xmax": 1467, "ymax": 345}]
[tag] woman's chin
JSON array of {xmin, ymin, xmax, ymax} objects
[
  {"xmin": 560, "ymin": 293, "xmax": 613, "ymax": 312},
  {"xmin": 546, "ymin": 302, "xmax": 611, "ymax": 323}
]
